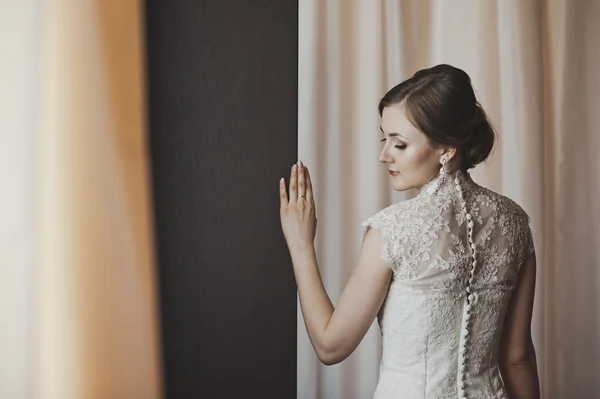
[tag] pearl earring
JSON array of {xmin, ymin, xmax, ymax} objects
[{"xmin": 432, "ymin": 159, "xmax": 448, "ymax": 196}]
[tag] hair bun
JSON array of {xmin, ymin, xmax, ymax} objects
[{"xmin": 462, "ymin": 103, "xmax": 495, "ymax": 169}]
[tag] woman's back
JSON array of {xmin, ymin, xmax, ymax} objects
[
  {"xmin": 362, "ymin": 169, "xmax": 535, "ymax": 398},
  {"xmin": 282, "ymin": 64, "xmax": 538, "ymax": 398}
]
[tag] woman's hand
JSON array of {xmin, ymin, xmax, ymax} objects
[{"xmin": 280, "ymin": 160, "xmax": 317, "ymax": 253}]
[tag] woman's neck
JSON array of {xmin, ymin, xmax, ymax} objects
[{"xmin": 418, "ymin": 167, "xmax": 471, "ymax": 196}]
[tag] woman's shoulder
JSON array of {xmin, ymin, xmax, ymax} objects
[
  {"xmin": 363, "ymin": 183, "xmax": 532, "ymax": 230},
  {"xmin": 361, "ymin": 195, "xmax": 434, "ymax": 233},
  {"xmin": 473, "ymin": 184, "xmax": 531, "ymax": 222},
  {"xmin": 361, "ymin": 202, "xmax": 402, "ymax": 228}
]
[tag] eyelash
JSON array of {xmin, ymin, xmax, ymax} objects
[{"xmin": 380, "ymin": 138, "xmax": 407, "ymax": 150}]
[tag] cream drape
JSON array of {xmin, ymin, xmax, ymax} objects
[
  {"xmin": 298, "ymin": 1, "xmax": 600, "ymax": 398},
  {"xmin": 0, "ymin": 1, "xmax": 42, "ymax": 397},
  {"xmin": 0, "ymin": 1, "xmax": 163, "ymax": 398}
]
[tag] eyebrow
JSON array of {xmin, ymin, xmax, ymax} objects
[{"xmin": 380, "ymin": 126, "xmax": 407, "ymax": 139}]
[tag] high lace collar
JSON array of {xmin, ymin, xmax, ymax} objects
[{"xmin": 418, "ymin": 168, "xmax": 474, "ymax": 197}]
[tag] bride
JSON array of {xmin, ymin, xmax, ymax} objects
[{"xmin": 279, "ymin": 64, "xmax": 539, "ymax": 398}]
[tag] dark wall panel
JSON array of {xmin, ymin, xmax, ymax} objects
[{"xmin": 144, "ymin": 1, "xmax": 298, "ymax": 397}]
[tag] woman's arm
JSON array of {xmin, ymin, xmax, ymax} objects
[
  {"xmin": 498, "ymin": 252, "xmax": 540, "ymax": 398},
  {"xmin": 290, "ymin": 227, "xmax": 392, "ymax": 365}
]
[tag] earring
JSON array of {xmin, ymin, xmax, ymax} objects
[{"xmin": 432, "ymin": 158, "xmax": 447, "ymax": 196}]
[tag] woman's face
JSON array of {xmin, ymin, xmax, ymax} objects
[{"xmin": 379, "ymin": 104, "xmax": 445, "ymax": 191}]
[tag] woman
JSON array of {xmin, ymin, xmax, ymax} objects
[{"xmin": 279, "ymin": 64, "xmax": 539, "ymax": 398}]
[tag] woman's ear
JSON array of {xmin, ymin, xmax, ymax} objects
[{"xmin": 439, "ymin": 147, "xmax": 457, "ymax": 163}]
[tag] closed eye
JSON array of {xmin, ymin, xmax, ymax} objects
[{"xmin": 380, "ymin": 138, "xmax": 406, "ymax": 150}]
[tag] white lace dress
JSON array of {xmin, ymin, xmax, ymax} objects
[{"xmin": 362, "ymin": 169, "xmax": 535, "ymax": 399}]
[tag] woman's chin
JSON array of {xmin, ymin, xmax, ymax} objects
[
  {"xmin": 390, "ymin": 177, "xmax": 417, "ymax": 192},
  {"xmin": 391, "ymin": 181, "xmax": 412, "ymax": 192}
]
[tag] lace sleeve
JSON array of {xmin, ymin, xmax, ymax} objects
[
  {"xmin": 361, "ymin": 212, "xmax": 396, "ymax": 272},
  {"xmin": 525, "ymin": 221, "xmax": 535, "ymax": 257},
  {"xmin": 517, "ymin": 215, "xmax": 535, "ymax": 271}
]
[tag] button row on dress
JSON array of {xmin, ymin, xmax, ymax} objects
[{"xmin": 456, "ymin": 175, "xmax": 477, "ymax": 399}]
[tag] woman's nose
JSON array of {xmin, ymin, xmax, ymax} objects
[{"xmin": 379, "ymin": 148, "xmax": 392, "ymax": 164}]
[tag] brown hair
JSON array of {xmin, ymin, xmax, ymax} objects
[{"xmin": 378, "ymin": 64, "xmax": 496, "ymax": 170}]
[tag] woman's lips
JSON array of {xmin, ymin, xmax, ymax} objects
[{"xmin": 388, "ymin": 170, "xmax": 399, "ymax": 176}]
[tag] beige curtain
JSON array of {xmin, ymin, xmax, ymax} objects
[
  {"xmin": 0, "ymin": 1, "xmax": 41, "ymax": 397},
  {"xmin": 298, "ymin": 0, "xmax": 600, "ymax": 398},
  {"xmin": 0, "ymin": 1, "xmax": 163, "ymax": 398}
]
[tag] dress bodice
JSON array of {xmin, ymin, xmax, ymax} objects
[{"xmin": 361, "ymin": 169, "xmax": 535, "ymax": 398}]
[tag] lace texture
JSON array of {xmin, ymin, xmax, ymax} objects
[{"xmin": 362, "ymin": 169, "xmax": 535, "ymax": 399}]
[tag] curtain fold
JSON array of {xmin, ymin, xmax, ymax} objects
[
  {"xmin": 0, "ymin": 1, "xmax": 42, "ymax": 397},
  {"xmin": 34, "ymin": 1, "xmax": 163, "ymax": 398},
  {"xmin": 298, "ymin": 1, "xmax": 600, "ymax": 397},
  {"xmin": 0, "ymin": 1, "xmax": 166, "ymax": 398}
]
